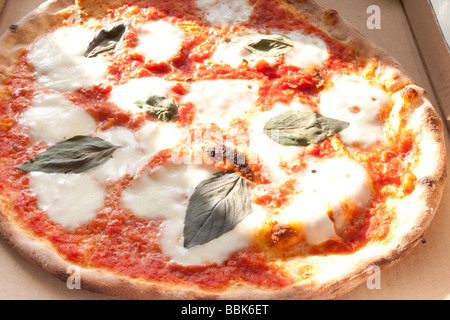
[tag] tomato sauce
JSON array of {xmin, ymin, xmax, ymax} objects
[{"xmin": 0, "ymin": 0, "xmax": 417, "ymax": 289}]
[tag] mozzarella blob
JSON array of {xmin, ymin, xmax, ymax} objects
[
  {"xmin": 283, "ymin": 31, "xmax": 329, "ymax": 69},
  {"xmin": 19, "ymin": 94, "xmax": 96, "ymax": 145},
  {"xmin": 109, "ymin": 77, "xmax": 175, "ymax": 114},
  {"xmin": 209, "ymin": 38, "xmax": 277, "ymax": 68},
  {"xmin": 28, "ymin": 27, "xmax": 109, "ymax": 91},
  {"xmin": 182, "ymin": 79, "xmax": 259, "ymax": 127},
  {"xmin": 196, "ymin": 0, "xmax": 255, "ymax": 25},
  {"xmin": 318, "ymin": 75, "xmax": 391, "ymax": 147},
  {"xmin": 210, "ymin": 30, "xmax": 328, "ymax": 69},
  {"xmin": 248, "ymin": 101, "xmax": 310, "ymax": 183},
  {"xmin": 134, "ymin": 21, "xmax": 185, "ymax": 62},
  {"xmin": 29, "ymin": 172, "xmax": 106, "ymax": 229},
  {"xmin": 278, "ymin": 156, "xmax": 372, "ymax": 245}
]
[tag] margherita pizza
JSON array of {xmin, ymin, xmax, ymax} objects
[{"xmin": 0, "ymin": 0, "xmax": 446, "ymax": 300}]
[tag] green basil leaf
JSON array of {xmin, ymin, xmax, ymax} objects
[
  {"xmin": 183, "ymin": 171, "xmax": 252, "ymax": 249},
  {"xmin": 17, "ymin": 136, "xmax": 120, "ymax": 174},
  {"xmin": 136, "ymin": 95, "xmax": 179, "ymax": 121},
  {"xmin": 263, "ymin": 110, "xmax": 350, "ymax": 147},
  {"xmin": 227, "ymin": 33, "xmax": 293, "ymax": 57},
  {"xmin": 85, "ymin": 21, "xmax": 129, "ymax": 58}
]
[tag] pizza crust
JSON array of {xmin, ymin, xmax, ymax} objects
[
  {"xmin": 0, "ymin": 0, "xmax": 446, "ymax": 300},
  {"xmin": 288, "ymin": 0, "xmax": 414, "ymax": 93},
  {"xmin": 0, "ymin": 0, "xmax": 76, "ymax": 85}
]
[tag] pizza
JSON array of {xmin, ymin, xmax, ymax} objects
[{"xmin": 0, "ymin": 0, "xmax": 446, "ymax": 300}]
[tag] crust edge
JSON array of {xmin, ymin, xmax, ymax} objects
[{"xmin": 0, "ymin": 0, "xmax": 75, "ymax": 84}]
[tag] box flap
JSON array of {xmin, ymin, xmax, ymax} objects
[{"xmin": 402, "ymin": 0, "xmax": 450, "ymax": 133}]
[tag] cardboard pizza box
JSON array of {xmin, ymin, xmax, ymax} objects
[{"xmin": 0, "ymin": 0, "xmax": 449, "ymax": 300}]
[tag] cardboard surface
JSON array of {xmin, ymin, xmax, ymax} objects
[
  {"xmin": 0, "ymin": 0, "xmax": 449, "ymax": 300},
  {"xmin": 403, "ymin": 0, "xmax": 450, "ymax": 135}
]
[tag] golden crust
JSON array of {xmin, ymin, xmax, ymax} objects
[{"xmin": 0, "ymin": 0, "xmax": 446, "ymax": 300}]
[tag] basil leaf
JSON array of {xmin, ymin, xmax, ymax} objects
[
  {"xmin": 136, "ymin": 95, "xmax": 179, "ymax": 121},
  {"xmin": 85, "ymin": 21, "xmax": 129, "ymax": 58},
  {"xmin": 17, "ymin": 136, "xmax": 120, "ymax": 174},
  {"xmin": 183, "ymin": 171, "xmax": 252, "ymax": 249},
  {"xmin": 263, "ymin": 110, "xmax": 350, "ymax": 147},
  {"xmin": 227, "ymin": 33, "xmax": 293, "ymax": 57}
]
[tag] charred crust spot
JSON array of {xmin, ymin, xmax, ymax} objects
[
  {"xmin": 424, "ymin": 105, "xmax": 444, "ymax": 135},
  {"xmin": 313, "ymin": 67, "xmax": 325, "ymax": 89},
  {"xmin": 418, "ymin": 176, "xmax": 436, "ymax": 188},
  {"xmin": 9, "ymin": 24, "xmax": 18, "ymax": 32},
  {"xmin": 323, "ymin": 9, "xmax": 339, "ymax": 25},
  {"xmin": 401, "ymin": 86, "xmax": 419, "ymax": 103},
  {"xmin": 271, "ymin": 224, "xmax": 297, "ymax": 244}
]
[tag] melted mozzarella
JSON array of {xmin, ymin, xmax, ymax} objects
[
  {"xmin": 89, "ymin": 123, "xmax": 185, "ymax": 184},
  {"xmin": 136, "ymin": 121, "xmax": 184, "ymax": 154},
  {"xmin": 87, "ymin": 127, "xmax": 147, "ymax": 184},
  {"xmin": 210, "ymin": 30, "xmax": 328, "ymax": 69},
  {"xmin": 160, "ymin": 205, "xmax": 267, "ymax": 266},
  {"xmin": 19, "ymin": 94, "xmax": 96, "ymax": 145},
  {"xmin": 318, "ymin": 75, "xmax": 391, "ymax": 147},
  {"xmin": 121, "ymin": 164, "xmax": 267, "ymax": 265},
  {"xmin": 28, "ymin": 27, "xmax": 109, "ymax": 92},
  {"xmin": 248, "ymin": 101, "xmax": 309, "ymax": 183},
  {"xmin": 196, "ymin": 0, "xmax": 254, "ymax": 25},
  {"xmin": 283, "ymin": 31, "xmax": 329, "ymax": 69},
  {"xmin": 121, "ymin": 164, "xmax": 214, "ymax": 220},
  {"xmin": 182, "ymin": 79, "xmax": 259, "ymax": 127},
  {"xmin": 134, "ymin": 21, "xmax": 184, "ymax": 62},
  {"xmin": 209, "ymin": 40, "xmax": 277, "ymax": 68},
  {"xmin": 278, "ymin": 156, "xmax": 372, "ymax": 245},
  {"xmin": 29, "ymin": 172, "xmax": 105, "ymax": 229},
  {"xmin": 109, "ymin": 77, "xmax": 175, "ymax": 114}
]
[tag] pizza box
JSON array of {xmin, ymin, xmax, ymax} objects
[{"xmin": 0, "ymin": 0, "xmax": 449, "ymax": 300}]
